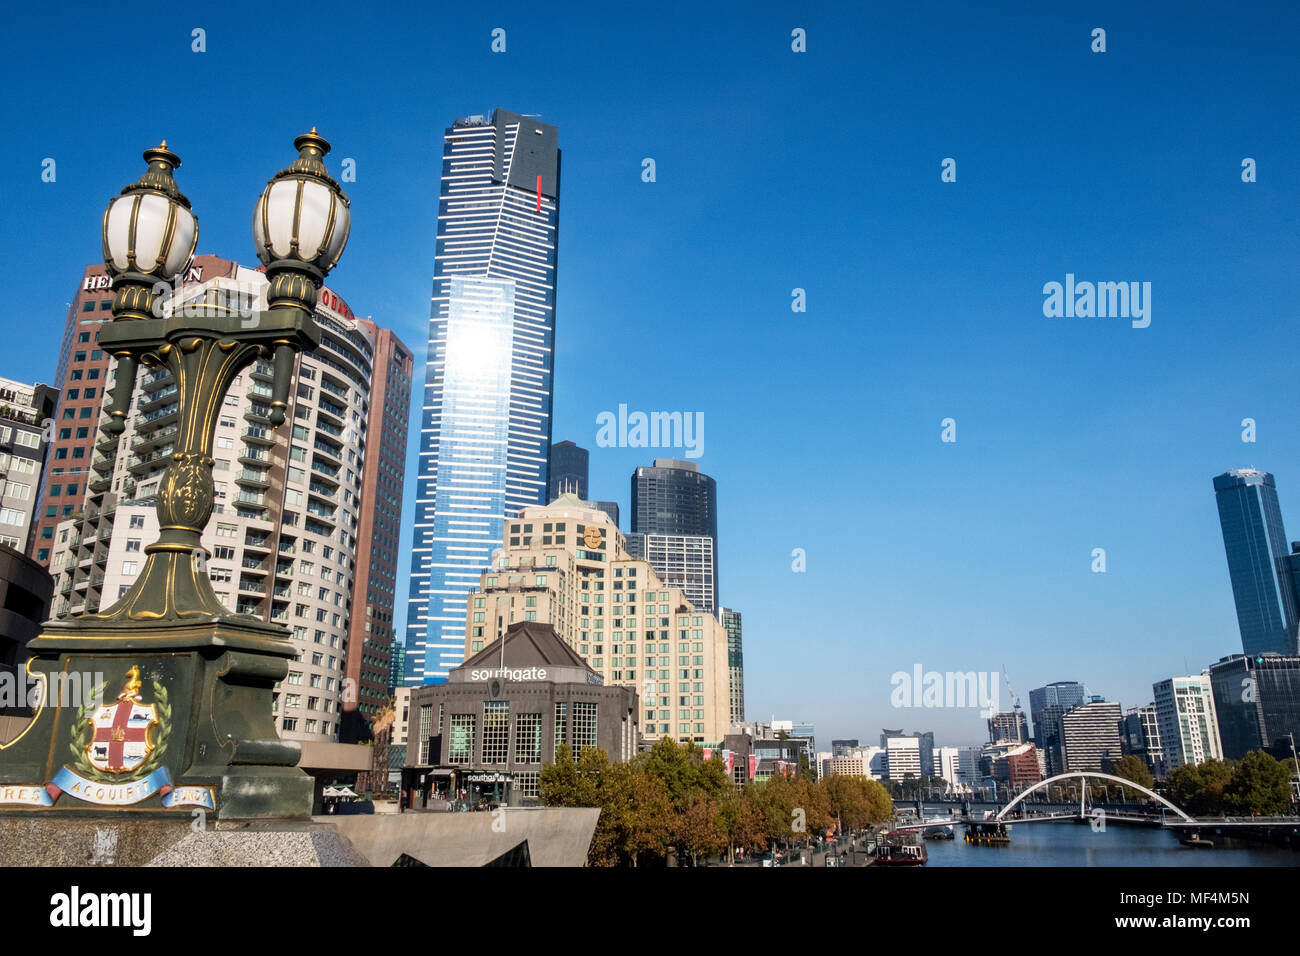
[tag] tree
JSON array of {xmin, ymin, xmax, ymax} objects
[
  {"xmin": 1167, "ymin": 759, "xmax": 1233, "ymax": 816},
  {"xmin": 675, "ymin": 791, "xmax": 724, "ymax": 865},
  {"xmin": 539, "ymin": 743, "xmax": 582, "ymax": 806},
  {"xmin": 825, "ymin": 774, "xmax": 892, "ymax": 831},
  {"xmin": 1224, "ymin": 751, "xmax": 1292, "ymax": 816},
  {"xmin": 1109, "ymin": 755, "xmax": 1155, "ymax": 799}
]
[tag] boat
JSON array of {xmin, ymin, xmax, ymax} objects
[
  {"xmin": 923, "ymin": 824, "xmax": 955, "ymax": 840},
  {"xmin": 874, "ymin": 831, "xmax": 928, "ymax": 866},
  {"xmin": 1180, "ymin": 835, "xmax": 1214, "ymax": 849},
  {"xmin": 964, "ymin": 821, "xmax": 1011, "ymax": 846}
]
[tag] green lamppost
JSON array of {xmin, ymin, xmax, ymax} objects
[{"xmin": 0, "ymin": 132, "xmax": 349, "ymax": 822}]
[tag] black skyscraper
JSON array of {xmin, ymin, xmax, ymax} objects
[
  {"xmin": 547, "ymin": 440, "xmax": 588, "ymax": 501},
  {"xmin": 630, "ymin": 459, "xmax": 717, "ymax": 538}
]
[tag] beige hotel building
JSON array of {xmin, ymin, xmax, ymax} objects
[{"xmin": 462, "ymin": 495, "xmax": 729, "ymax": 744}]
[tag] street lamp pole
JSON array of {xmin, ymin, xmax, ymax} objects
[{"xmin": 0, "ymin": 132, "xmax": 350, "ymax": 822}]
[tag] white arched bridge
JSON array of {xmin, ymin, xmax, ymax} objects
[{"xmin": 994, "ymin": 771, "xmax": 1194, "ymax": 822}]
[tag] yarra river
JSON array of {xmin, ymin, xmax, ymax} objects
[{"xmin": 910, "ymin": 804, "xmax": 1299, "ymax": 867}]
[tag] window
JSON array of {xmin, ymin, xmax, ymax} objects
[
  {"xmin": 515, "ymin": 771, "xmax": 539, "ymax": 799},
  {"xmin": 483, "ymin": 702, "xmax": 509, "ymax": 764},
  {"xmin": 125, "ymin": 539, "xmax": 141, "ymax": 552},
  {"xmin": 129, "ymin": 515, "xmax": 145, "ymax": 528},
  {"xmin": 448, "ymin": 713, "xmax": 476, "ymax": 765},
  {"xmin": 554, "ymin": 702, "xmax": 568, "ymax": 753},
  {"xmin": 121, "ymin": 561, "xmax": 138, "ymax": 576},
  {"xmin": 573, "ymin": 702, "xmax": 598, "ymax": 758}
]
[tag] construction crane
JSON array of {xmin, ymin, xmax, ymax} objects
[{"xmin": 999, "ymin": 665, "xmax": 1027, "ymax": 742}]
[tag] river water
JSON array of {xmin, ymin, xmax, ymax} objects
[{"xmin": 908, "ymin": 804, "xmax": 1299, "ymax": 867}]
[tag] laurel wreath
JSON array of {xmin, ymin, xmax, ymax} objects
[{"xmin": 68, "ymin": 680, "xmax": 171, "ymax": 783}]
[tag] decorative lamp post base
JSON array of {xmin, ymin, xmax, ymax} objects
[{"xmin": 0, "ymin": 618, "xmax": 311, "ymax": 821}]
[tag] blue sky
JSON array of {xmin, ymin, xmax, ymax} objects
[{"xmin": 2, "ymin": 1, "xmax": 1298, "ymax": 746}]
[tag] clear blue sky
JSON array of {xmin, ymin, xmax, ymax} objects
[{"xmin": 2, "ymin": 1, "xmax": 1298, "ymax": 747}]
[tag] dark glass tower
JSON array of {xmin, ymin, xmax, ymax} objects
[
  {"xmin": 630, "ymin": 459, "xmax": 719, "ymax": 605},
  {"xmin": 547, "ymin": 440, "xmax": 588, "ymax": 501},
  {"xmin": 1213, "ymin": 469, "xmax": 1299, "ymax": 657},
  {"xmin": 404, "ymin": 109, "xmax": 561, "ymax": 685}
]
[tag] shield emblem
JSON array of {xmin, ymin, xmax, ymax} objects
[{"xmin": 86, "ymin": 698, "xmax": 158, "ymax": 774}]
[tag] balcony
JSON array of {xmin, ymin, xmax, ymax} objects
[
  {"xmin": 243, "ymin": 425, "xmax": 275, "ymax": 446},
  {"xmin": 95, "ymin": 433, "xmax": 121, "ymax": 456},
  {"xmin": 238, "ymin": 578, "xmax": 265, "ymax": 594},
  {"xmin": 91, "ymin": 454, "xmax": 116, "ymax": 476},
  {"xmin": 307, "ymin": 480, "xmax": 336, "ymax": 500},
  {"xmin": 244, "ymin": 404, "xmax": 273, "ymax": 424},
  {"xmin": 88, "ymin": 475, "xmax": 112, "ymax": 494},
  {"xmin": 315, "ymin": 418, "xmax": 344, "ymax": 438},
  {"xmin": 127, "ymin": 446, "xmax": 174, "ymax": 475},
  {"xmin": 245, "ymin": 533, "xmax": 272, "ymax": 551},
  {"xmin": 310, "ymin": 459, "xmax": 340, "ymax": 484},
  {"xmin": 318, "ymin": 377, "xmax": 347, "ymax": 400},
  {"xmin": 131, "ymin": 423, "xmax": 178, "ymax": 454},
  {"xmin": 312, "ymin": 439, "xmax": 342, "ymax": 462},
  {"xmin": 234, "ymin": 491, "xmax": 265, "ymax": 508},
  {"xmin": 275, "ymin": 561, "xmax": 294, "ymax": 577},
  {"xmin": 139, "ymin": 370, "xmax": 174, "ymax": 392},
  {"xmin": 138, "ymin": 386, "xmax": 179, "ymax": 414},
  {"xmin": 250, "ymin": 362, "xmax": 275, "ymax": 383},
  {"xmin": 236, "ymin": 469, "xmax": 271, "ymax": 488},
  {"xmin": 235, "ymin": 601, "xmax": 262, "ymax": 616},
  {"xmin": 238, "ymin": 448, "xmax": 270, "ymax": 466},
  {"xmin": 241, "ymin": 556, "xmax": 267, "ymax": 573}
]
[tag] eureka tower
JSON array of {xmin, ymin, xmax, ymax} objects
[{"xmin": 404, "ymin": 110, "xmax": 560, "ymax": 684}]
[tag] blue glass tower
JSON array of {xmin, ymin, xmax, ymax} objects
[
  {"xmin": 404, "ymin": 110, "xmax": 560, "ymax": 684},
  {"xmin": 1213, "ymin": 469, "xmax": 1299, "ymax": 658}
]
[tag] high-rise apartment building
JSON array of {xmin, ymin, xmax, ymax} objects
[
  {"xmin": 1153, "ymin": 676, "xmax": 1223, "ymax": 771},
  {"xmin": 1122, "ymin": 704, "xmax": 1165, "ymax": 777},
  {"xmin": 0, "ymin": 377, "xmax": 58, "ymax": 554},
  {"xmin": 46, "ymin": 262, "xmax": 409, "ymax": 745},
  {"xmin": 460, "ymin": 495, "xmax": 730, "ymax": 743},
  {"xmin": 630, "ymin": 459, "xmax": 718, "ymax": 602},
  {"xmin": 31, "ymin": 259, "xmax": 229, "ymax": 565},
  {"xmin": 720, "ymin": 606, "xmax": 744, "ymax": 725},
  {"xmin": 405, "ymin": 109, "xmax": 561, "ymax": 686},
  {"xmin": 1029, "ymin": 680, "xmax": 1087, "ymax": 774},
  {"xmin": 988, "ymin": 710, "xmax": 1029, "ymax": 744},
  {"xmin": 626, "ymin": 532, "xmax": 717, "ymax": 612},
  {"xmin": 341, "ymin": 321, "xmax": 413, "ymax": 741},
  {"xmin": 1060, "ymin": 699, "xmax": 1123, "ymax": 772},
  {"xmin": 547, "ymin": 439, "xmax": 587, "ymax": 501},
  {"xmin": 1213, "ymin": 469, "xmax": 1299, "ymax": 657}
]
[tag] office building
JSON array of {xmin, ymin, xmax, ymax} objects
[
  {"xmin": 1213, "ymin": 469, "xmax": 1299, "ymax": 656},
  {"xmin": 404, "ymin": 109, "xmax": 561, "ymax": 686},
  {"xmin": 881, "ymin": 728, "xmax": 934, "ymax": 777},
  {"xmin": 1153, "ymin": 676, "xmax": 1223, "ymax": 770},
  {"xmin": 0, "ymin": 377, "xmax": 58, "ymax": 555},
  {"xmin": 831, "ymin": 739, "xmax": 860, "ymax": 756},
  {"xmin": 956, "ymin": 746, "xmax": 984, "ymax": 787},
  {"xmin": 1122, "ymin": 704, "xmax": 1165, "ymax": 778},
  {"xmin": 341, "ymin": 322, "xmax": 413, "ymax": 741},
  {"xmin": 882, "ymin": 734, "xmax": 922, "ymax": 780},
  {"xmin": 1060, "ymin": 699, "xmax": 1123, "ymax": 772},
  {"xmin": 720, "ymin": 607, "xmax": 744, "ymax": 724},
  {"xmin": 462, "ymin": 495, "xmax": 730, "ymax": 743},
  {"xmin": 626, "ymin": 532, "xmax": 717, "ymax": 612},
  {"xmin": 47, "ymin": 263, "xmax": 410, "ymax": 745},
  {"xmin": 1208, "ymin": 653, "xmax": 1300, "ymax": 760},
  {"xmin": 988, "ymin": 709, "xmax": 1029, "ymax": 744},
  {"xmin": 630, "ymin": 459, "xmax": 718, "ymax": 603},
  {"xmin": 403, "ymin": 621, "xmax": 638, "ymax": 807},
  {"xmin": 547, "ymin": 440, "xmax": 587, "ymax": 501},
  {"xmin": 1029, "ymin": 681, "xmax": 1087, "ymax": 775},
  {"xmin": 591, "ymin": 501, "xmax": 620, "ymax": 529}
]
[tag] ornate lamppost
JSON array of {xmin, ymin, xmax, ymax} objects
[{"xmin": 0, "ymin": 132, "xmax": 349, "ymax": 822}]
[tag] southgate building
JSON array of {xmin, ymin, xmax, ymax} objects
[
  {"xmin": 404, "ymin": 621, "xmax": 637, "ymax": 807},
  {"xmin": 462, "ymin": 495, "xmax": 730, "ymax": 743},
  {"xmin": 47, "ymin": 261, "xmax": 411, "ymax": 743},
  {"xmin": 405, "ymin": 109, "xmax": 561, "ymax": 686}
]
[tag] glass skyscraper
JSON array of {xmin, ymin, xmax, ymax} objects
[
  {"xmin": 404, "ymin": 109, "xmax": 560, "ymax": 685},
  {"xmin": 1213, "ymin": 469, "xmax": 1299, "ymax": 657},
  {"xmin": 630, "ymin": 459, "xmax": 720, "ymax": 606}
]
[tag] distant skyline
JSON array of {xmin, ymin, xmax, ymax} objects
[{"xmin": 3, "ymin": 3, "xmax": 1299, "ymax": 746}]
